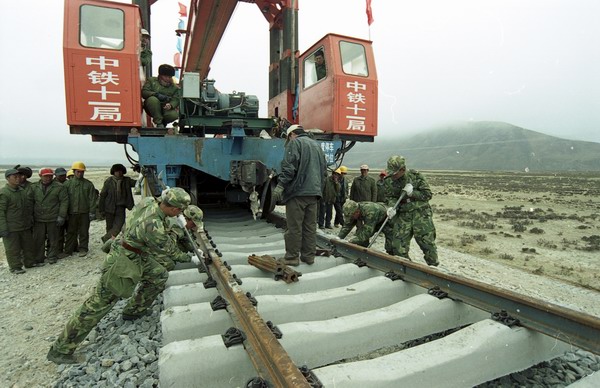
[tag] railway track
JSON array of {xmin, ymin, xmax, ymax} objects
[{"xmin": 158, "ymin": 208, "xmax": 600, "ymax": 387}]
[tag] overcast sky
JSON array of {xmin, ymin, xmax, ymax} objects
[{"xmin": 1, "ymin": 0, "xmax": 599, "ymax": 165}]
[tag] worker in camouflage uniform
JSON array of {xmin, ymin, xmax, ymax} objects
[
  {"xmin": 350, "ymin": 164, "xmax": 377, "ymax": 202},
  {"xmin": 31, "ymin": 168, "xmax": 68, "ymax": 264},
  {"xmin": 142, "ymin": 64, "xmax": 180, "ymax": 128},
  {"xmin": 318, "ymin": 169, "xmax": 341, "ymax": 229},
  {"xmin": 63, "ymin": 161, "xmax": 97, "ymax": 257},
  {"xmin": 0, "ymin": 169, "xmax": 36, "ymax": 273},
  {"xmin": 338, "ymin": 200, "xmax": 388, "ymax": 247},
  {"xmin": 272, "ymin": 125, "xmax": 326, "ymax": 266},
  {"xmin": 383, "ymin": 155, "xmax": 439, "ymax": 266},
  {"xmin": 47, "ymin": 188, "xmax": 193, "ymax": 364}
]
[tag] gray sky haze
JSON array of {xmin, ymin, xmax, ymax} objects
[{"xmin": 1, "ymin": 0, "xmax": 598, "ymax": 165}]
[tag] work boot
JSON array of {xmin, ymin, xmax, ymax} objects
[
  {"xmin": 325, "ymin": 224, "xmax": 333, "ymax": 229},
  {"xmin": 47, "ymin": 257, "xmax": 58, "ymax": 264},
  {"xmin": 301, "ymin": 258, "xmax": 315, "ymax": 265},
  {"xmin": 57, "ymin": 253, "xmax": 70, "ymax": 259},
  {"xmin": 24, "ymin": 263, "xmax": 45, "ymax": 268},
  {"xmin": 282, "ymin": 257, "xmax": 300, "ymax": 266},
  {"xmin": 47, "ymin": 347, "xmax": 80, "ymax": 365},
  {"xmin": 78, "ymin": 250, "xmax": 88, "ymax": 257},
  {"xmin": 10, "ymin": 268, "xmax": 26, "ymax": 274}
]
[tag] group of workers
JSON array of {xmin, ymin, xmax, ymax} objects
[
  {"xmin": 39, "ymin": 124, "xmax": 437, "ymax": 365},
  {"xmin": 0, "ymin": 163, "xmax": 94, "ymax": 273},
  {"xmin": 273, "ymin": 125, "xmax": 439, "ymax": 269}
]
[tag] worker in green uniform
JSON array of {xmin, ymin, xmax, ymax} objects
[
  {"xmin": 142, "ymin": 64, "xmax": 180, "ymax": 128},
  {"xmin": 63, "ymin": 161, "xmax": 97, "ymax": 257},
  {"xmin": 376, "ymin": 171, "xmax": 386, "ymax": 203},
  {"xmin": 0, "ymin": 169, "xmax": 36, "ymax": 273},
  {"xmin": 350, "ymin": 164, "xmax": 378, "ymax": 202},
  {"xmin": 47, "ymin": 188, "xmax": 193, "ymax": 364},
  {"xmin": 337, "ymin": 200, "xmax": 387, "ymax": 247},
  {"xmin": 318, "ymin": 169, "xmax": 341, "ymax": 229},
  {"xmin": 31, "ymin": 168, "xmax": 68, "ymax": 264},
  {"xmin": 383, "ymin": 155, "xmax": 439, "ymax": 266}
]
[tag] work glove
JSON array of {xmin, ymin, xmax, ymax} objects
[
  {"xmin": 0, "ymin": 231, "xmax": 9, "ymax": 238},
  {"xmin": 386, "ymin": 207, "xmax": 397, "ymax": 219},
  {"xmin": 403, "ymin": 183, "xmax": 414, "ymax": 197},
  {"xmin": 155, "ymin": 93, "xmax": 170, "ymax": 103},
  {"xmin": 89, "ymin": 213, "xmax": 96, "ymax": 221},
  {"xmin": 272, "ymin": 185, "xmax": 284, "ymax": 203},
  {"xmin": 176, "ymin": 214, "xmax": 187, "ymax": 228},
  {"xmin": 190, "ymin": 254, "xmax": 201, "ymax": 265},
  {"xmin": 56, "ymin": 216, "xmax": 65, "ymax": 227}
]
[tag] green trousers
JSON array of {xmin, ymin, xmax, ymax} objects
[
  {"xmin": 33, "ymin": 221, "xmax": 60, "ymax": 262},
  {"xmin": 143, "ymin": 96, "xmax": 178, "ymax": 126},
  {"xmin": 65, "ymin": 213, "xmax": 90, "ymax": 253},
  {"xmin": 284, "ymin": 196, "xmax": 319, "ymax": 263},
  {"xmin": 52, "ymin": 254, "xmax": 168, "ymax": 355},
  {"xmin": 3, "ymin": 229, "xmax": 35, "ymax": 270}
]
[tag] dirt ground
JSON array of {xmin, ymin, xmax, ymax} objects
[{"xmin": 0, "ymin": 168, "xmax": 599, "ymax": 387}]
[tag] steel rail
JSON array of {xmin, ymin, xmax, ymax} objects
[
  {"xmin": 318, "ymin": 234, "xmax": 600, "ymax": 355},
  {"xmin": 196, "ymin": 232, "xmax": 311, "ymax": 387}
]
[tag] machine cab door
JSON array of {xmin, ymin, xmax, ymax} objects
[
  {"xmin": 298, "ymin": 34, "xmax": 378, "ymax": 141},
  {"xmin": 63, "ymin": 0, "xmax": 142, "ymax": 134}
]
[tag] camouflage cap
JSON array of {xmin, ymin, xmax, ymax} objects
[
  {"xmin": 386, "ymin": 155, "xmax": 406, "ymax": 175},
  {"xmin": 183, "ymin": 205, "xmax": 204, "ymax": 228},
  {"xmin": 161, "ymin": 187, "xmax": 191, "ymax": 209},
  {"xmin": 343, "ymin": 199, "xmax": 359, "ymax": 219}
]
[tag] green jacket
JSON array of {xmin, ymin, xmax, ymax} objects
[
  {"xmin": 31, "ymin": 180, "xmax": 68, "ymax": 222},
  {"xmin": 0, "ymin": 184, "xmax": 33, "ymax": 233},
  {"xmin": 142, "ymin": 77, "xmax": 180, "ymax": 109},
  {"xmin": 98, "ymin": 176, "xmax": 136, "ymax": 214},
  {"xmin": 350, "ymin": 175, "xmax": 377, "ymax": 202},
  {"xmin": 338, "ymin": 201, "xmax": 386, "ymax": 246},
  {"xmin": 64, "ymin": 177, "xmax": 97, "ymax": 214},
  {"xmin": 384, "ymin": 169, "xmax": 432, "ymax": 213},
  {"xmin": 322, "ymin": 175, "xmax": 340, "ymax": 204}
]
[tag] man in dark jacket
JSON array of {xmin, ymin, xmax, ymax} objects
[
  {"xmin": 142, "ymin": 64, "xmax": 180, "ymax": 128},
  {"xmin": 99, "ymin": 164, "xmax": 136, "ymax": 243},
  {"xmin": 333, "ymin": 166, "xmax": 348, "ymax": 227},
  {"xmin": 32, "ymin": 168, "xmax": 68, "ymax": 264},
  {"xmin": 272, "ymin": 125, "xmax": 327, "ymax": 265},
  {"xmin": 0, "ymin": 169, "xmax": 36, "ymax": 273}
]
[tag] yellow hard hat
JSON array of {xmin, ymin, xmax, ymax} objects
[
  {"xmin": 67, "ymin": 169, "xmax": 74, "ymax": 177},
  {"xmin": 339, "ymin": 166, "xmax": 348, "ymax": 174},
  {"xmin": 71, "ymin": 161, "xmax": 86, "ymax": 171},
  {"xmin": 334, "ymin": 168, "xmax": 342, "ymax": 174}
]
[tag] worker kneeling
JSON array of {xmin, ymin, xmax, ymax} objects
[
  {"xmin": 142, "ymin": 64, "xmax": 180, "ymax": 128},
  {"xmin": 47, "ymin": 188, "xmax": 192, "ymax": 365},
  {"xmin": 337, "ymin": 199, "xmax": 390, "ymax": 248}
]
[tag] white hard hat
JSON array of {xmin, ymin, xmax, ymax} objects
[{"xmin": 141, "ymin": 28, "xmax": 150, "ymax": 36}]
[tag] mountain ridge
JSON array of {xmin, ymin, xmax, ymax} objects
[{"xmin": 349, "ymin": 121, "xmax": 600, "ymax": 171}]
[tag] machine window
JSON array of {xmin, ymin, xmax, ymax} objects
[
  {"xmin": 340, "ymin": 41, "xmax": 368, "ymax": 77},
  {"xmin": 79, "ymin": 5, "xmax": 124, "ymax": 50},
  {"xmin": 304, "ymin": 47, "xmax": 327, "ymax": 88}
]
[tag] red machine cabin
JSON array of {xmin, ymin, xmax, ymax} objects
[
  {"xmin": 298, "ymin": 34, "xmax": 378, "ymax": 139},
  {"xmin": 63, "ymin": 0, "xmax": 142, "ymax": 132}
]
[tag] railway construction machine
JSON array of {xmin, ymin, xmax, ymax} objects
[{"xmin": 63, "ymin": 0, "xmax": 378, "ymax": 216}]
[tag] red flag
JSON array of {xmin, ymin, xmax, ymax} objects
[
  {"xmin": 366, "ymin": 0, "xmax": 374, "ymax": 25},
  {"xmin": 178, "ymin": 2, "xmax": 188, "ymax": 17}
]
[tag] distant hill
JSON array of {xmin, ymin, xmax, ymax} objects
[{"xmin": 348, "ymin": 121, "xmax": 600, "ymax": 172}]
